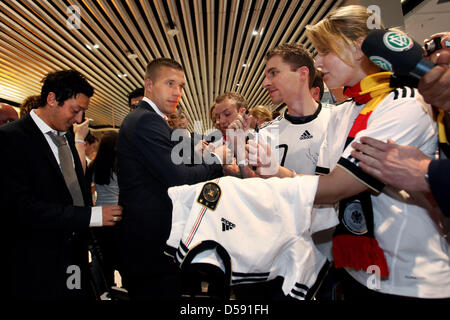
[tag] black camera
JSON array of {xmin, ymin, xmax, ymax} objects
[{"xmin": 424, "ymin": 37, "xmax": 442, "ymax": 56}]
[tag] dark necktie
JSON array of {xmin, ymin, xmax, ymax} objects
[{"xmin": 48, "ymin": 132, "xmax": 85, "ymax": 206}]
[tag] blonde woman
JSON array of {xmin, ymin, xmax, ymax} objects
[
  {"xmin": 249, "ymin": 5, "xmax": 449, "ymax": 300},
  {"xmin": 249, "ymin": 105, "xmax": 272, "ymax": 127}
]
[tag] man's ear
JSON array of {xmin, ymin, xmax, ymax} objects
[
  {"xmin": 310, "ymin": 87, "xmax": 320, "ymax": 101},
  {"xmin": 46, "ymin": 92, "xmax": 57, "ymax": 107},
  {"xmin": 238, "ymin": 107, "xmax": 247, "ymax": 115},
  {"xmin": 297, "ymin": 65, "xmax": 310, "ymax": 83},
  {"xmin": 144, "ymin": 78, "xmax": 153, "ymax": 92}
]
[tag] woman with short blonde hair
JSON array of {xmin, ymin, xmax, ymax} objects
[
  {"xmin": 249, "ymin": 105, "xmax": 272, "ymax": 127},
  {"xmin": 296, "ymin": 5, "xmax": 449, "ymax": 300}
]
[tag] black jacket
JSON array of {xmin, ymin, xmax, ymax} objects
[
  {"xmin": 116, "ymin": 100, "xmax": 222, "ymax": 278},
  {"xmin": 0, "ymin": 114, "xmax": 93, "ymax": 300},
  {"xmin": 428, "ymin": 159, "xmax": 450, "ymax": 216}
]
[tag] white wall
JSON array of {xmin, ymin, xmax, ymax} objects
[{"xmin": 404, "ymin": 0, "xmax": 450, "ymax": 43}]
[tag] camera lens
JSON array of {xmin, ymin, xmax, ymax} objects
[
  {"xmin": 424, "ymin": 37, "xmax": 442, "ymax": 56},
  {"xmin": 425, "ymin": 41, "xmax": 435, "ymax": 52}
]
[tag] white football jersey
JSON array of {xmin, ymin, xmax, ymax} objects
[
  {"xmin": 259, "ymin": 104, "xmax": 338, "ymax": 259},
  {"xmin": 166, "ymin": 175, "xmax": 327, "ymax": 300},
  {"xmin": 323, "ymin": 87, "xmax": 450, "ymax": 298},
  {"xmin": 259, "ymin": 103, "xmax": 333, "ymax": 175}
]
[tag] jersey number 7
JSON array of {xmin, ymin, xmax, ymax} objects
[{"xmin": 276, "ymin": 144, "xmax": 288, "ymax": 167}]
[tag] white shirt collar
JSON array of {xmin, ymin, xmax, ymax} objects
[
  {"xmin": 30, "ymin": 109, "xmax": 66, "ymax": 136},
  {"xmin": 142, "ymin": 97, "xmax": 168, "ymax": 120}
]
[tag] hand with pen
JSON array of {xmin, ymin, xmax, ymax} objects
[
  {"xmin": 227, "ymin": 109, "xmax": 255, "ymax": 167},
  {"xmin": 247, "ymin": 135, "xmax": 280, "ymax": 177},
  {"xmin": 227, "ymin": 109, "xmax": 279, "ymax": 177}
]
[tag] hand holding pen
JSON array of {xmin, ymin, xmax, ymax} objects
[
  {"xmin": 228, "ymin": 109, "xmax": 251, "ymax": 166},
  {"xmin": 250, "ymin": 119, "xmax": 259, "ymax": 170},
  {"xmin": 228, "ymin": 109, "xmax": 252, "ymax": 131}
]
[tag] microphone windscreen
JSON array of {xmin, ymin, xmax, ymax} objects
[{"xmin": 362, "ymin": 29, "xmax": 425, "ymax": 75}]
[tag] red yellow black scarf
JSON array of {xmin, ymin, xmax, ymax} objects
[{"xmin": 332, "ymin": 72, "xmax": 393, "ymax": 278}]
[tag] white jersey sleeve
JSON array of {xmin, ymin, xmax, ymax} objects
[
  {"xmin": 166, "ymin": 175, "xmax": 327, "ymax": 300},
  {"xmin": 338, "ymin": 88, "xmax": 437, "ymax": 192},
  {"xmin": 165, "ymin": 182, "xmax": 209, "ymax": 257}
]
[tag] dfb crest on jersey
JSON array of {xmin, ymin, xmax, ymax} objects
[
  {"xmin": 197, "ymin": 181, "xmax": 221, "ymax": 210},
  {"xmin": 342, "ymin": 200, "xmax": 368, "ymax": 235}
]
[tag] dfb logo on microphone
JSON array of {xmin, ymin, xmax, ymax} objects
[{"xmin": 383, "ymin": 31, "xmax": 414, "ymax": 52}]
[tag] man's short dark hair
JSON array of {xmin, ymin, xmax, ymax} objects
[
  {"xmin": 214, "ymin": 92, "xmax": 248, "ymax": 111},
  {"xmin": 85, "ymin": 132, "xmax": 98, "ymax": 144},
  {"xmin": 144, "ymin": 58, "xmax": 184, "ymax": 81},
  {"xmin": 128, "ymin": 87, "xmax": 144, "ymax": 105},
  {"xmin": 312, "ymin": 70, "xmax": 325, "ymax": 101},
  {"xmin": 266, "ymin": 43, "xmax": 315, "ymax": 88},
  {"xmin": 40, "ymin": 70, "xmax": 94, "ymax": 107}
]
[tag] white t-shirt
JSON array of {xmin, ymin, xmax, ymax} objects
[
  {"xmin": 259, "ymin": 103, "xmax": 332, "ymax": 175},
  {"xmin": 166, "ymin": 175, "xmax": 327, "ymax": 300},
  {"xmin": 321, "ymin": 87, "xmax": 450, "ymax": 298},
  {"xmin": 259, "ymin": 104, "xmax": 338, "ymax": 258}
]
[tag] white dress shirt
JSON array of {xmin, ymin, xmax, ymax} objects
[
  {"xmin": 142, "ymin": 97, "xmax": 223, "ymax": 164},
  {"xmin": 142, "ymin": 96, "xmax": 168, "ymax": 120}
]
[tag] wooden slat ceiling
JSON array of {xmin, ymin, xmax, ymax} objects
[{"xmin": 0, "ymin": 0, "xmax": 344, "ymax": 132}]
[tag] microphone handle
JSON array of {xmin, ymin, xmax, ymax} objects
[{"xmin": 410, "ymin": 59, "xmax": 436, "ymax": 79}]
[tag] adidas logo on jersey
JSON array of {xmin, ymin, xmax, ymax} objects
[
  {"xmin": 221, "ymin": 218, "xmax": 236, "ymax": 231},
  {"xmin": 299, "ymin": 130, "xmax": 313, "ymax": 140}
]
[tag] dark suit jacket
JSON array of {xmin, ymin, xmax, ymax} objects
[
  {"xmin": 116, "ymin": 101, "xmax": 223, "ymax": 278},
  {"xmin": 0, "ymin": 114, "xmax": 93, "ymax": 300},
  {"xmin": 428, "ymin": 159, "xmax": 450, "ymax": 216}
]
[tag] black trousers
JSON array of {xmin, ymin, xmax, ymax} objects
[{"xmin": 126, "ymin": 255, "xmax": 181, "ymax": 300}]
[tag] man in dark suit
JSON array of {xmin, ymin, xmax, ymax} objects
[
  {"xmin": 0, "ymin": 70, "xmax": 122, "ymax": 300},
  {"xmin": 116, "ymin": 58, "xmax": 225, "ymax": 300},
  {"xmin": 127, "ymin": 87, "xmax": 144, "ymax": 112}
]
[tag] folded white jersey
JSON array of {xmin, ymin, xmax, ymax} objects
[{"xmin": 165, "ymin": 175, "xmax": 327, "ymax": 300}]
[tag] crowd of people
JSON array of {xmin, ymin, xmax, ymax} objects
[{"xmin": 0, "ymin": 4, "xmax": 448, "ymax": 302}]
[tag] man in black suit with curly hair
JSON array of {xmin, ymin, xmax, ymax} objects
[{"xmin": 0, "ymin": 70, "xmax": 122, "ymax": 300}]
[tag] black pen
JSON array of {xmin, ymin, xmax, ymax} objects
[{"xmin": 252, "ymin": 123, "xmax": 259, "ymax": 170}]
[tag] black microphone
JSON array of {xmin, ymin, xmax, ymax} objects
[{"xmin": 361, "ymin": 29, "xmax": 435, "ymax": 79}]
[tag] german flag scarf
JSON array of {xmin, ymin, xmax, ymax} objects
[{"xmin": 332, "ymin": 72, "xmax": 393, "ymax": 278}]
